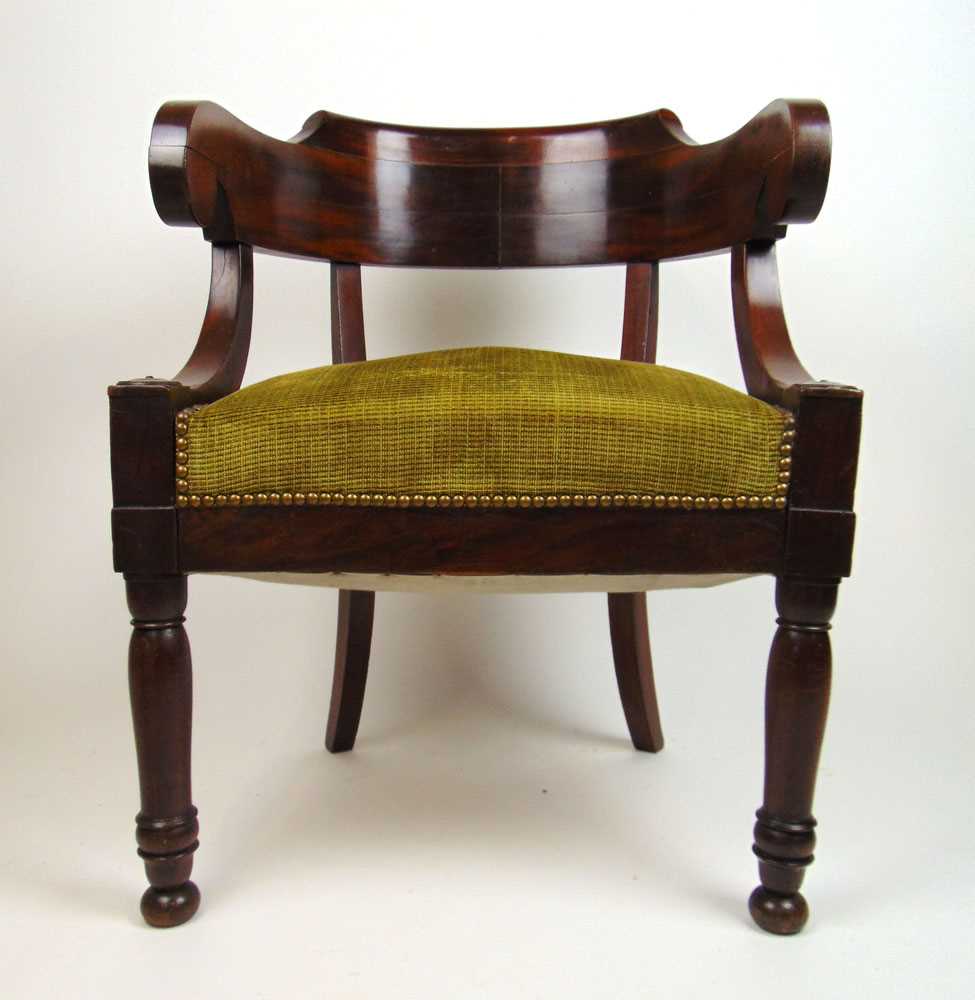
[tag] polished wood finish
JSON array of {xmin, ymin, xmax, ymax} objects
[
  {"xmin": 620, "ymin": 262, "xmax": 659, "ymax": 364},
  {"xmin": 607, "ymin": 593, "xmax": 664, "ymax": 752},
  {"xmin": 149, "ymin": 99, "xmax": 830, "ymax": 267},
  {"xmin": 749, "ymin": 576, "xmax": 836, "ymax": 934},
  {"xmin": 126, "ymin": 575, "xmax": 199, "ymax": 928},
  {"xmin": 326, "ymin": 262, "xmax": 375, "ymax": 753},
  {"xmin": 172, "ymin": 243, "xmax": 254, "ymax": 405},
  {"xmin": 109, "ymin": 98, "xmax": 862, "ymax": 932},
  {"xmin": 176, "ymin": 506, "xmax": 786, "ymax": 575},
  {"xmin": 330, "ymin": 262, "xmax": 366, "ymax": 364},
  {"xmin": 326, "ymin": 590, "xmax": 375, "ymax": 753},
  {"xmin": 732, "ymin": 241, "xmax": 814, "ymax": 408},
  {"xmin": 609, "ymin": 262, "xmax": 664, "ymax": 751}
]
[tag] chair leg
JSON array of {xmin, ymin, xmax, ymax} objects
[
  {"xmin": 607, "ymin": 593, "xmax": 664, "ymax": 752},
  {"xmin": 749, "ymin": 576, "xmax": 836, "ymax": 934},
  {"xmin": 325, "ymin": 589, "xmax": 375, "ymax": 753},
  {"xmin": 126, "ymin": 575, "xmax": 200, "ymax": 928}
]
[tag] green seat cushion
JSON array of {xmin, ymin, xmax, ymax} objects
[{"xmin": 176, "ymin": 346, "xmax": 791, "ymax": 510}]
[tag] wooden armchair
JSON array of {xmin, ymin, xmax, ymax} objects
[{"xmin": 109, "ymin": 98, "xmax": 861, "ymax": 933}]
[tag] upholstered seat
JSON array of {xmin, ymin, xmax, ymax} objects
[{"xmin": 176, "ymin": 346, "xmax": 791, "ymax": 509}]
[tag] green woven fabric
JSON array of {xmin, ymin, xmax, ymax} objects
[{"xmin": 181, "ymin": 346, "xmax": 787, "ymax": 500}]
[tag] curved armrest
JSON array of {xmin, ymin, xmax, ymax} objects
[
  {"xmin": 731, "ymin": 241, "xmax": 859, "ymax": 410},
  {"xmin": 171, "ymin": 242, "xmax": 253, "ymax": 405},
  {"xmin": 110, "ymin": 242, "xmax": 253, "ymax": 410}
]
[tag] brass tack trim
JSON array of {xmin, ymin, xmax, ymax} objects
[
  {"xmin": 175, "ymin": 410, "xmax": 795, "ymax": 512},
  {"xmin": 177, "ymin": 488, "xmax": 791, "ymax": 511}
]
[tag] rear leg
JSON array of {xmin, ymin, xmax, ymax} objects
[
  {"xmin": 607, "ymin": 593, "xmax": 664, "ymax": 752},
  {"xmin": 325, "ymin": 590, "xmax": 375, "ymax": 753}
]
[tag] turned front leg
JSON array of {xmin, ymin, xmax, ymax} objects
[
  {"xmin": 749, "ymin": 576, "xmax": 836, "ymax": 934},
  {"xmin": 127, "ymin": 575, "xmax": 200, "ymax": 928}
]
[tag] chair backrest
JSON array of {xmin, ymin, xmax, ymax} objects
[{"xmin": 149, "ymin": 99, "xmax": 831, "ymax": 268}]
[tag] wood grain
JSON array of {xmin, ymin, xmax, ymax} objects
[
  {"xmin": 149, "ymin": 100, "xmax": 830, "ymax": 266},
  {"xmin": 127, "ymin": 575, "xmax": 200, "ymax": 928}
]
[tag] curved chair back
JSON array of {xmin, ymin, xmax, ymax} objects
[{"xmin": 149, "ymin": 100, "xmax": 830, "ymax": 267}]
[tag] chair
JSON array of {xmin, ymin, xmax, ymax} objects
[{"xmin": 109, "ymin": 98, "xmax": 862, "ymax": 934}]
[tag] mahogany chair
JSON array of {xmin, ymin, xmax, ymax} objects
[{"xmin": 109, "ymin": 98, "xmax": 861, "ymax": 934}]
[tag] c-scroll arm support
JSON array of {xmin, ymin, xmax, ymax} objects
[
  {"xmin": 113, "ymin": 241, "xmax": 253, "ymax": 411},
  {"xmin": 731, "ymin": 240, "xmax": 858, "ymax": 412},
  {"xmin": 108, "ymin": 242, "xmax": 254, "ymax": 570},
  {"xmin": 169, "ymin": 242, "xmax": 254, "ymax": 407},
  {"xmin": 732, "ymin": 239, "xmax": 863, "ymax": 579}
]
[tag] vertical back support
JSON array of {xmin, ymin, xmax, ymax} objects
[
  {"xmin": 608, "ymin": 261, "xmax": 665, "ymax": 753},
  {"xmin": 325, "ymin": 261, "xmax": 375, "ymax": 753},
  {"xmin": 620, "ymin": 262, "xmax": 659, "ymax": 364}
]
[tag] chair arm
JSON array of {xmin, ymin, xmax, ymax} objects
[
  {"xmin": 732, "ymin": 240, "xmax": 862, "ymax": 555},
  {"xmin": 731, "ymin": 240, "xmax": 859, "ymax": 410},
  {"xmin": 170, "ymin": 242, "xmax": 253, "ymax": 406},
  {"xmin": 110, "ymin": 242, "xmax": 253, "ymax": 411}
]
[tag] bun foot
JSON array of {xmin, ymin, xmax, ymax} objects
[
  {"xmin": 748, "ymin": 886, "xmax": 808, "ymax": 935},
  {"xmin": 140, "ymin": 881, "xmax": 201, "ymax": 928}
]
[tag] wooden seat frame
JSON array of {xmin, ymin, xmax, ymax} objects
[{"xmin": 109, "ymin": 98, "xmax": 861, "ymax": 933}]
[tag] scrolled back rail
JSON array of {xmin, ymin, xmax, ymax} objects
[{"xmin": 148, "ymin": 99, "xmax": 831, "ymax": 267}]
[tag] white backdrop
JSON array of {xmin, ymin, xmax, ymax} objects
[{"xmin": 1, "ymin": 2, "xmax": 972, "ymax": 997}]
